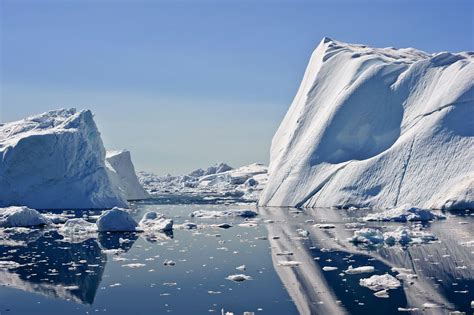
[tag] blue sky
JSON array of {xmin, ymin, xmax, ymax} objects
[{"xmin": 1, "ymin": 0, "xmax": 473, "ymax": 174}]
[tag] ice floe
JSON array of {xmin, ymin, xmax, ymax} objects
[
  {"xmin": 363, "ymin": 205, "xmax": 446, "ymax": 222},
  {"xmin": 190, "ymin": 209, "xmax": 257, "ymax": 219},
  {"xmin": 96, "ymin": 208, "xmax": 138, "ymax": 232}
]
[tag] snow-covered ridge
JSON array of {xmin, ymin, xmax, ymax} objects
[
  {"xmin": 0, "ymin": 109, "xmax": 147, "ymax": 209},
  {"xmin": 260, "ymin": 37, "xmax": 474, "ymax": 209},
  {"xmin": 139, "ymin": 163, "xmax": 268, "ymax": 202}
]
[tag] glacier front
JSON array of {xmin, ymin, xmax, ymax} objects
[
  {"xmin": 259, "ymin": 38, "xmax": 473, "ymax": 209},
  {"xmin": 0, "ymin": 109, "xmax": 129, "ymax": 209}
]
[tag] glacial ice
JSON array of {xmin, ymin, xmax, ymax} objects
[
  {"xmin": 0, "ymin": 206, "xmax": 50, "ymax": 228},
  {"xmin": 0, "ymin": 109, "xmax": 129, "ymax": 209},
  {"xmin": 139, "ymin": 163, "xmax": 268, "ymax": 202},
  {"xmin": 359, "ymin": 274, "xmax": 401, "ymax": 291},
  {"xmin": 138, "ymin": 211, "xmax": 173, "ymax": 232},
  {"xmin": 259, "ymin": 37, "xmax": 474, "ymax": 209},
  {"xmin": 96, "ymin": 208, "xmax": 138, "ymax": 232},
  {"xmin": 106, "ymin": 150, "xmax": 150, "ymax": 201}
]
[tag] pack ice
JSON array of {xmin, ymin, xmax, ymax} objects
[
  {"xmin": 0, "ymin": 109, "xmax": 147, "ymax": 209},
  {"xmin": 259, "ymin": 37, "xmax": 474, "ymax": 210}
]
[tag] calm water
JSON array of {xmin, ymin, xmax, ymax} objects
[{"xmin": 0, "ymin": 200, "xmax": 472, "ymax": 314}]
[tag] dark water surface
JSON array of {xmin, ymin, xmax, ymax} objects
[{"xmin": 0, "ymin": 201, "xmax": 472, "ymax": 314}]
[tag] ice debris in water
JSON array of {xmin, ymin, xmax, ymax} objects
[
  {"xmin": 277, "ymin": 261, "xmax": 301, "ymax": 267},
  {"xmin": 0, "ymin": 206, "xmax": 50, "ymax": 228},
  {"xmin": 190, "ymin": 209, "xmax": 257, "ymax": 219},
  {"xmin": 359, "ymin": 274, "xmax": 401, "ymax": 291},
  {"xmin": 226, "ymin": 274, "xmax": 252, "ymax": 282},
  {"xmin": 350, "ymin": 226, "xmax": 437, "ymax": 247},
  {"xmin": 60, "ymin": 218, "xmax": 97, "ymax": 234},
  {"xmin": 322, "ymin": 266, "xmax": 338, "ymax": 271},
  {"xmin": 363, "ymin": 205, "xmax": 446, "ymax": 222},
  {"xmin": 96, "ymin": 207, "xmax": 138, "ymax": 232},
  {"xmin": 138, "ymin": 211, "xmax": 173, "ymax": 232},
  {"xmin": 344, "ymin": 265, "xmax": 375, "ymax": 274},
  {"xmin": 0, "ymin": 261, "xmax": 21, "ymax": 269}
]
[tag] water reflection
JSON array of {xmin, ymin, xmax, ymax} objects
[
  {"xmin": 0, "ymin": 229, "xmax": 139, "ymax": 305},
  {"xmin": 259, "ymin": 207, "xmax": 473, "ymax": 314}
]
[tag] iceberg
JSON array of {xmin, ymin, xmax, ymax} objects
[
  {"xmin": 106, "ymin": 150, "xmax": 150, "ymax": 200},
  {"xmin": 0, "ymin": 206, "xmax": 50, "ymax": 227},
  {"xmin": 0, "ymin": 109, "xmax": 128, "ymax": 209},
  {"xmin": 259, "ymin": 38, "xmax": 474, "ymax": 209},
  {"xmin": 96, "ymin": 207, "xmax": 138, "ymax": 232}
]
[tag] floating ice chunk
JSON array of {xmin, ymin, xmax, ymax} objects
[
  {"xmin": 59, "ymin": 218, "xmax": 98, "ymax": 242},
  {"xmin": 236, "ymin": 265, "xmax": 246, "ymax": 271},
  {"xmin": 96, "ymin": 208, "xmax": 138, "ymax": 232},
  {"xmin": 297, "ymin": 229, "xmax": 310, "ymax": 237},
  {"xmin": 373, "ymin": 289, "xmax": 389, "ymax": 298},
  {"xmin": 138, "ymin": 211, "xmax": 173, "ymax": 232},
  {"xmin": 344, "ymin": 265, "xmax": 375, "ymax": 274},
  {"xmin": 422, "ymin": 303, "xmax": 441, "ymax": 309},
  {"xmin": 122, "ymin": 263, "xmax": 146, "ymax": 268},
  {"xmin": 383, "ymin": 226, "xmax": 437, "ymax": 246},
  {"xmin": 190, "ymin": 209, "xmax": 257, "ymax": 219},
  {"xmin": 363, "ymin": 205, "xmax": 446, "ymax": 222},
  {"xmin": 349, "ymin": 228, "xmax": 384, "ymax": 245},
  {"xmin": 359, "ymin": 274, "xmax": 401, "ymax": 291},
  {"xmin": 322, "ymin": 266, "xmax": 338, "ymax": 271},
  {"xmin": 226, "ymin": 274, "xmax": 252, "ymax": 282},
  {"xmin": 0, "ymin": 206, "xmax": 50, "ymax": 228}
]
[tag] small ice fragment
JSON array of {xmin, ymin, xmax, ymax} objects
[
  {"xmin": 344, "ymin": 265, "xmax": 375, "ymax": 274},
  {"xmin": 96, "ymin": 208, "xmax": 137, "ymax": 232},
  {"xmin": 109, "ymin": 283, "xmax": 122, "ymax": 287},
  {"xmin": 373, "ymin": 289, "xmax": 389, "ymax": 298},
  {"xmin": 122, "ymin": 263, "xmax": 146, "ymax": 268},
  {"xmin": 359, "ymin": 274, "xmax": 401, "ymax": 291},
  {"xmin": 226, "ymin": 274, "xmax": 252, "ymax": 282},
  {"xmin": 322, "ymin": 266, "xmax": 338, "ymax": 271},
  {"xmin": 297, "ymin": 229, "xmax": 310, "ymax": 237},
  {"xmin": 236, "ymin": 265, "xmax": 246, "ymax": 271}
]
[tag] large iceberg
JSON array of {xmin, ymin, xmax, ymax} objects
[
  {"xmin": 0, "ymin": 108, "xmax": 128, "ymax": 209},
  {"xmin": 259, "ymin": 38, "xmax": 474, "ymax": 209},
  {"xmin": 106, "ymin": 150, "xmax": 149, "ymax": 200}
]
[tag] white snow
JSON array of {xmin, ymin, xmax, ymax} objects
[
  {"xmin": 96, "ymin": 207, "xmax": 138, "ymax": 232},
  {"xmin": 138, "ymin": 211, "xmax": 173, "ymax": 232},
  {"xmin": 359, "ymin": 274, "xmax": 401, "ymax": 291},
  {"xmin": 363, "ymin": 205, "xmax": 445, "ymax": 222},
  {"xmin": 106, "ymin": 150, "xmax": 150, "ymax": 201},
  {"xmin": 0, "ymin": 206, "xmax": 50, "ymax": 227},
  {"xmin": 0, "ymin": 109, "xmax": 128, "ymax": 209},
  {"xmin": 259, "ymin": 37, "xmax": 474, "ymax": 210},
  {"xmin": 190, "ymin": 209, "xmax": 257, "ymax": 219}
]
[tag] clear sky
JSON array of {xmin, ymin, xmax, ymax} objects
[{"xmin": 1, "ymin": 0, "xmax": 473, "ymax": 174}]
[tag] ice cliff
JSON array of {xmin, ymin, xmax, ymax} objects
[
  {"xmin": 259, "ymin": 37, "xmax": 473, "ymax": 209},
  {"xmin": 106, "ymin": 150, "xmax": 149, "ymax": 200},
  {"xmin": 0, "ymin": 109, "xmax": 146, "ymax": 209}
]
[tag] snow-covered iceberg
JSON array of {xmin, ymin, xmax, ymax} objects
[
  {"xmin": 260, "ymin": 37, "xmax": 474, "ymax": 209},
  {"xmin": 106, "ymin": 150, "xmax": 149, "ymax": 200},
  {"xmin": 0, "ymin": 109, "xmax": 128, "ymax": 209}
]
